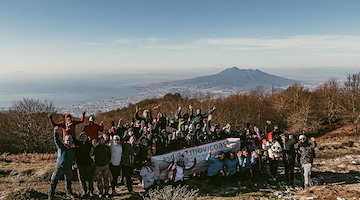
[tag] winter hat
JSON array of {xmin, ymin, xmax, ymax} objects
[
  {"xmin": 189, "ymin": 124, "xmax": 195, "ymax": 130},
  {"xmin": 299, "ymin": 135, "xmax": 307, "ymax": 140},
  {"xmin": 267, "ymin": 132, "xmax": 274, "ymax": 138},
  {"xmin": 64, "ymin": 134, "xmax": 73, "ymax": 142},
  {"xmin": 178, "ymin": 156, "xmax": 185, "ymax": 162},
  {"xmin": 113, "ymin": 135, "xmax": 120, "ymax": 141},
  {"xmin": 64, "ymin": 113, "xmax": 72, "ymax": 119},
  {"xmin": 98, "ymin": 135, "xmax": 104, "ymax": 140},
  {"xmin": 79, "ymin": 132, "xmax": 87, "ymax": 138}
]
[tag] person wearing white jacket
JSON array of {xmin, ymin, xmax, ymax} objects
[
  {"xmin": 140, "ymin": 158, "xmax": 159, "ymax": 191},
  {"xmin": 109, "ymin": 135, "xmax": 123, "ymax": 195},
  {"xmin": 262, "ymin": 132, "xmax": 282, "ymax": 181}
]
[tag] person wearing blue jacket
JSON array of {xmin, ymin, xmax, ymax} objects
[
  {"xmin": 224, "ymin": 151, "xmax": 239, "ymax": 183},
  {"xmin": 238, "ymin": 149, "xmax": 255, "ymax": 185},
  {"xmin": 48, "ymin": 126, "xmax": 76, "ymax": 200},
  {"xmin": 206, "ymin": 150, "xmax": 225, "ymax": 186}
]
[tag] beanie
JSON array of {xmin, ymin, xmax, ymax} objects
[
  {"xmin": 299, "ymin": 135, "xmax": 307, "ymax": 140},
  {"xmin": 267, "ymin": 132, "xmax": 274, "ymax": 138},
  {"xmin": 64, "ymin": 134, "xmax": 73, "ymax": 142}
]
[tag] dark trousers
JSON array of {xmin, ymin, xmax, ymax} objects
[
  {"xmin": 208, "ymin": 173, "xmax": 222, "ymax": 186},
  {"xmin": 109, "ymin": 163, "xmax": 121, "ymax": 190},
  {"xmin": 283, "ymin": 158, "xmax": 295, "ymax": 183},
  {"xmin": 48, "ymin": 167, "xmax": 72, "ymax": 197},
  {"xmin": 269, "ymin": 159, "xmax": 279, "ymax": 179},
  {"xmin": 122, "ymin": 165, "xmax": 134, "ymax": 192},
  {"xmin": 227, "ymin": 172, "xmax": 238, "ymax": 183},
  {"xmin": 240, "ymin": 169, "xmax": 251, "ymax": 183},
  {"xmin": 77, "ymin": 164, "xmax": 94, "ymax": 193}
]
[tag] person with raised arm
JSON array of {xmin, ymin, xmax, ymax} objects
[
  {"xmin": 190, "ymin": 105, "xmax": 216, "ymax": 128},
  {"xmin": 74, "ymin": 132, "xmax": 94, "ymax": 198},
  {"xmin": 48, "ymin": 110, "xmax": 86, "ymax": 139},
  {"xmin": 82, "ymin": 115, "xmax": 104, "ymax": 143},
  {"xmin": 48, "ymin": 126, "xmax": 76, "ymax": 200},
  {"xmin": 206, "ymin": 150, "xmax": 225, "ymax": 186}
]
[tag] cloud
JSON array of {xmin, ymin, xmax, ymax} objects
[
  {"xmin": 86, "ymin": 35, "xmax": 360, "ymax": 54},
  {"xmin": 194, "ymin": 35, "xmax": 360, "ymax": 51},
  {"xmin": 115, "ymin": 38, "xmax": 161, "ymax": 45}
]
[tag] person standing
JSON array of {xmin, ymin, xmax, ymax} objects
[
  {"xmin": 121, "ymin": 135, "xmax": 139, "ymax": 194},
  {"xmin": 297, "ymin": 135, "xmax": 317, "ymax": 188},
  {"xmin": 74, "ymin": 132, "xmax": 94, "ymax": 198},
  {"xmin": 109, "ymin": 135, "xmax": 123, "ymax": 196},
  {"xmin": 48, "ymin": 126, "xmax": 76, "ymax": 200},
  {"xmin": 48, "ymin": 111, "xmax": 86, "ymax": 139},
  {"xmin": 280, "ymin": 134, "xmax": 297, "ymax": 185},
  {"xmin": 91, "ymin": 135, "xmax": 111, "ymax": 198},
  {"xmin": 263, "ymin": 132, "xmax": 282, "ymax": 182},
  {"xmin": 82, "ymin": 115, "xmax": 104, "ymax": 142}
]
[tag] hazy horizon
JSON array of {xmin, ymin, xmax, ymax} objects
[{"xmin": 0, "ymin": 66, "xmax": 358, "ymax": 108}]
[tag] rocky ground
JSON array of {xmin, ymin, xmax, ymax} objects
[{"xmin": 1, "ymin": 137, "xmax": 359, "ymax": 200}]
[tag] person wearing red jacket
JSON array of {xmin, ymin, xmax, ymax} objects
[
  {"xmin": 48, "ymin": 111, "xmax": 86, "ymax": 139},
  {"xmin": 82, "ymin": 115, "xmax": 104, "ymax": 142}
]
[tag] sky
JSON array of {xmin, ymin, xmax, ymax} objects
[{"xmin": 1, "ymin": 0, "xmax": 360, "ymax": 75}]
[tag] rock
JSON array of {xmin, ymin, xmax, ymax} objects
[
  {"xmin": 274, "ymin": 191, "xmax": 284, "ymax": 198},
  {"xmin": 351, "ymin": 161, "xmax": 360, "ymax": 165},
  {"xmin": 336, "ymin": 197, "xmax": 347, "ymax": 200}
]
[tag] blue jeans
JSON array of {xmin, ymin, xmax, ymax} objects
[{"xmin": 48, "ymin": 167, "xmax": 73, "ymax": 197}]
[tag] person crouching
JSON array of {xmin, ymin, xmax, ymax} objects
[{"xmin": 206, "ymin": 151, "xmax": 225, "ymax": 186}]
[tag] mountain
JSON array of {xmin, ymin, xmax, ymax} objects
[
  {"xmin": 135, "ymin": 67, "xmax": 298, "ymax": 96},
  {"xmin": 172, "ymin": 67, "xmax": 296, "ymax": 90}
]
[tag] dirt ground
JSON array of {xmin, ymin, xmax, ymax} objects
[{"xmin": 1, "ymin": 138, "xmax": 359, "ymax": 200}]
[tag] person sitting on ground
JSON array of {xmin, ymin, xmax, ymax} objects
[
  {"xmin": 48, "ymin": 111, "xmax": 86, "ymax": 139},
  {"xmin": 224, "ymin": 151, "xmax": 239, "ymax": 183},
  {"xmin": 48, "ymin": 126, "xmax": 76, "ymax": 200},
  {"xmin": 297, "ymin": 135, "xmax": 317, "ymax": 188},
  {"xmin": 167, "ymin": 155, "xmax": 196, "ymax": 187},
  {"xmin": 140, "ymin": 158, "xmax": 160, "ymax": 192},
  {"xmin": 206, "ymin": 151, "xmax": 225, "ymax": 186}
]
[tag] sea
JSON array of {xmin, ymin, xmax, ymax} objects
[{"xmin": 0, "ymin": 73, "xmax": 165, "ymax": 110}]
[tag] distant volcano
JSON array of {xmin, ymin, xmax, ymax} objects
[{"xmin": 168, "ymin": 67, "xmax": 297, "ymax": 92}]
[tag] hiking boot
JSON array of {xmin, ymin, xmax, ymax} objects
[
  {"xmin": 66, "ymin": 193, "xmax": 75, "ymax": 199},
  {"xmin": 89, "ymin": 191, "xmax": 94, "ymax": 198},
  {"xmin": 111, "ymin": 190, "xmax": 117, "ymax": 196}
]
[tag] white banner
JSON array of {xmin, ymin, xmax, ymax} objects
[{"xmin": 151, "ymin": 138, "xmax": 241, "ymax": 180}]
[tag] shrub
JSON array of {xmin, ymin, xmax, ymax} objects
[{"xmin": 144, "ymin": 185, "xmax": 199, "ymax": 200}]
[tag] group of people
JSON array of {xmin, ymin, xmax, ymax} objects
[{"xmin": 46, "ymin": 105, "xmax": 317, "ymax": 199}]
